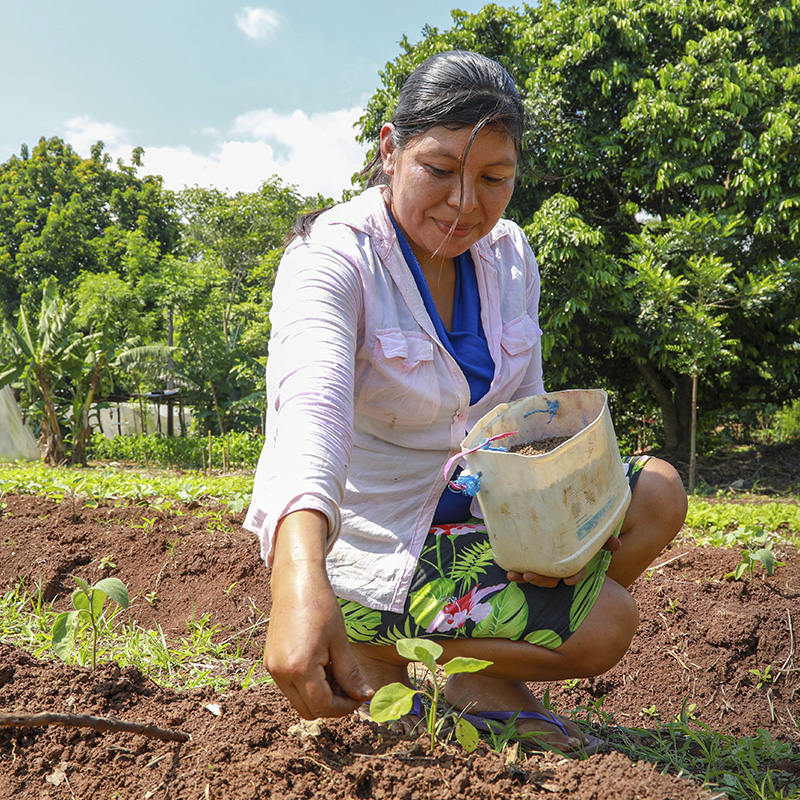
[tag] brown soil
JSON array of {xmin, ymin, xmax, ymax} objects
[
  {"xmin": 510, "ymin": 436, "xmax": 572, "ymax": 456},
  {"xmin": 1, "ymin": 449, "xmax": 799, "ymax": 799}
]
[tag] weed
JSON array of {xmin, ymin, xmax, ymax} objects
[
  {"xmin": 749, "ymin": 665, "xmax": 775, "ymax": 688},
  {"xmin": 369, "ymin": 637, "xmax": 491, "ymax": 752},
  {"xmin": 98, "ymin": 554, "xmax": 117, "ymax": 572}
]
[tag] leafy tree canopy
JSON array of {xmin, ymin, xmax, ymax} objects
[
  {"xmin": 357, "ymin": 0, "xmax": 800, "ymax": 451},
  {"xmin": 0, "ymin": 137, "xmax": 180, "ymax": 323}
]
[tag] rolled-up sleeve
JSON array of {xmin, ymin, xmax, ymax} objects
[{"xmin": 244, "ymin": 240, "xmax": 363, "ymax": 563}]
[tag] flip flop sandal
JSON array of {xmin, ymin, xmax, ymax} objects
[{"xmin": 458, "ymin": 709, "xmax": 605, "ymax": 758}]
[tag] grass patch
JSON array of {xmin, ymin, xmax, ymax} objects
[{"xmin": 0, "ymin": 577, "xmax": 271, "ymax": 693}]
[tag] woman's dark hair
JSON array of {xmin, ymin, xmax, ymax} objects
[
  {"xmin": 289, "ymin": 50, "xmax": 524, "ymax": 242},
  {"xmin": 364, "ymin": 50, "xmax": 525, "ymax": 188}
]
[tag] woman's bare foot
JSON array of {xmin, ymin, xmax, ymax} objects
[
  {"xmin": 351, "ymin": 643, "xmax": 423, "ymax": 735},
  {"xmin": 445, "ymin": 672, "xmax": 596, "ymax": 754}
]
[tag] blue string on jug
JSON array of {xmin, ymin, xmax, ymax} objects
[
  {"xmin": 443, "ymin": 430, "xmax": 517, "ymax": 496},
  {"xmin": 524, "ymin": 397, "xmax": 559, "ymax": 424}
]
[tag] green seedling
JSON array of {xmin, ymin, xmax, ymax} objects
[
  {"xmin": 98, "ymin": 554, "xmax": 116, "ymax": 571},
  {"xmin": 369, "ymin": 637, "xmax": 492, "ymax": 752},
  {"xmin": 641, "ymin": 704, "xmax": 659, "ymax": 719},
  {"xmin": 749, "ymin": 665, "xmax": 775, "ymax": 688},
  {"xmin": 51, "ymin": 575, "xmax": 129, "ymax": 669},
  {"xmin": 725, "ymin": 541, "xmax": 784, "ymax": 581}
]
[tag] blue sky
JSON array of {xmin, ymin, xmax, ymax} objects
[{"xmin": 1, "ymin": 1, "xmax": 494, "ymax": 199}]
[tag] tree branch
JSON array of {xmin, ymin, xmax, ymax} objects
[{"xmin": 0, "ymin": 712, "xmax": 190, "ymax": 742}]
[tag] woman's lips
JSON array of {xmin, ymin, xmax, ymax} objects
[{"xmin": 435, "ymin": 219, "xmax": 476, "ymax": 237}]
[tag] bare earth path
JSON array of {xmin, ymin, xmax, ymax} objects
[{"xmin": 0, "ymin": 467, "xmax": 798, "ymax": 798}]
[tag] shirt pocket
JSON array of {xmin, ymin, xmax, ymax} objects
[
  {"xmin": 356, "ymin": 329, "xmax": 441, "ymax": 427},
  {"xmin": 500, "ymin": 314, "xmax": 541, "ymax": 380}
]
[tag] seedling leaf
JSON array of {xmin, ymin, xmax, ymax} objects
[
  {"xmin": 94, "ymin": 577, "xmax": 130, "ymax": 609},
  {"xmin": 443, "ymin": 656, "xmax": 494, "ymax": 676},
  {"xmin": 752, "ymin": 548, "xmax": 775, "ymax": 575},
  {"xmin": 71, "ymin": 574, "xmax": 91, "ymax": 596},
  {"xmin": 455, "ymin": 717, "xmax": 480, "ymax": 752},
  {"xmin": 396, "ymin": 637, "xmax": 442, "ymax": 673},
  {"xmin": 369, "ymin": 683, "xmax": 417, "ymax": 722},
  {"xmin": 51, "ymin": 611, "xmax": 80, "ymax": 661}
]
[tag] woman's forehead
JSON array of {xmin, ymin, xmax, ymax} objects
[{"xmin": 407, "ymin": 125, "xmax": 517, "ymax": 165}]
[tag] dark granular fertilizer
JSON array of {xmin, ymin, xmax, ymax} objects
[{"xmin": 509, "ymin": 435, "xmax": 572, "ymax": 456}]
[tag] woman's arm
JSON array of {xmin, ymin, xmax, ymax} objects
[{"xmin": 265, "ymin": 509, "xmax": 373, "ymax": 718}]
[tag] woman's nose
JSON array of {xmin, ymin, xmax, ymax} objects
[{"xmin": 449, "ymin": 176, "xmax": 478, "ymax": 213}]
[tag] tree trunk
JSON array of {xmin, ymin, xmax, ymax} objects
[
  {"xmin": 688, "ymin": 373, "xmax": 699, "ymax": 493},
  {"xmin": 36, "ymin": 371, "xmax": 66, "ymax": 465},
  {"xmin": 635, "ymin": 360, "xmax": 692, "ymax": 453},
  {"xmin": 70, "ymin": 366, "xmax": 103, "ymax": 466}
]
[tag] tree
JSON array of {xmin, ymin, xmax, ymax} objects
[
  {"xmin": 169, "ymin": 178, "xmax": 327, "ymax": 433},
  {"xmin": 0, "ymin": 137, "xmax": 180, "ymax": 323},
  {"xmin": 356, "ymin": 0, "xmax": 800, "ymax": 452}
]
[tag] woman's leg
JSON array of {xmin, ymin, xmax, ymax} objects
[
  {"xmin": 607, "ymin": 457, "xmax": 688, "ymax": 589},
  {"xmin": 352, "ymin": 574, "xmax": 638, "ymax": 748}
]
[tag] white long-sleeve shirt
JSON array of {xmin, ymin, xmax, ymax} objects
[{"xmin": 244, "ymin": 187, "xmax": 544, "ymax": 612}]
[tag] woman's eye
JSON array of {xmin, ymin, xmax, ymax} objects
[
  {"xmin": 484, "ymin": 175, "xmax": 506, "ymax": 185},
  {"xmin": 427, "ymin": 165, "xmax": 451, "ymax": 176}
]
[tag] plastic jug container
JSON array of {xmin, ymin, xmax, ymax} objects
[{"xmin": 459, "ymin": 389, "xmax": 630, "ymax": 577}]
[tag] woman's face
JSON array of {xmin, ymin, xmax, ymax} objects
[{"xmin": 380, "ymin": 123, "xmax": 517, "ymax": 266}]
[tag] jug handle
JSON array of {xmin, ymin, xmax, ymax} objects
[{"xmin": 443, "ymin": 430, "xmax": 517, "ymax": 491}]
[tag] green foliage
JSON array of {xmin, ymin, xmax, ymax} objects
[
  {"xmin": 169, "ymin": 180, "xmax": 329, "ymax": 434},
  {"xmin": 725, "ymin": 539, "xmax": 785, "ymax": 581},
  {"xmin": 0, "ymin": 137, "xmax": 179, "ymax": 323},
  {"xmin": 88, "ymin": 431, "xmax": 263, "ymax": 470},
  {"xmin": 357, "ymin": 0, "xmax": 800, "ymax": 452},
  {"xmin": 0, "ymin": 460, "xmax": 253, "ymax": 506},
  {"xmin": 370, "ymin": 637, "xmax": 492, "ymax": 752},
  {"xmin": 684, "ymin": 505, "xmax": 800, "ymax": 546},
  {"xmin": 603, "ymin": 704, "xmax": 800, "ymax": 800},
  {"xmin": 51, "ymin": 575, "xmax": 130, "ymax": 669}
]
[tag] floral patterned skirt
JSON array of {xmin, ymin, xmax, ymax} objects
[{"xmin": 338, "ymin": 455, "xmax": 649, "ymax": 650}]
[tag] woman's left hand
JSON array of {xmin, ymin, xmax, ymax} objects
[{"xmin": 507, "ymin": 534, "xmax": 622, "ymax": 586}]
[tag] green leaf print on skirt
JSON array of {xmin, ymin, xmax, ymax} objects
[
  {"xmin": 338, "ymin": 600, "xmax": 382, "ymax": 642},
  {"xmin": 569, "ymin": 549, "xmax": 613, "ymax": 632},
  {"xmin": 523, "ymin": 628, "xmax": 563, "ymax": 649},
  {"xmin": 408, "ymin": 576, "xmax": 456, "ymax": 630},
  {"xmin": 471, "ymin": 582, "xmax": 529, "ymax": 639}
]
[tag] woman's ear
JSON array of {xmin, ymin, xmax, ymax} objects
[{"xmin": 379, "ymin": 124, "xmax": 398, "ymax": 176}]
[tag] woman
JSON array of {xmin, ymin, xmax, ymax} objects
[{"xmin": 245, "ymin": 50, "xmax": 687, "ymax": 755}]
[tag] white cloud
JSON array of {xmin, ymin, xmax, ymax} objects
[
  {"xmin": 61, "ymin": 116, "xmax": 129, "ymax": 155},
  {"xmin": 235, "ymin": 6, "xmax": 281, "ymax": 42},
  {"xmin": 58, "ymin": 108, "xmax": 369, "ymax": 200}
]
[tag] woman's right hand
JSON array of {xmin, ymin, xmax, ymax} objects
[{"xmin": 264, "ymin": 510, "xmax": 373, "ymax": 719}]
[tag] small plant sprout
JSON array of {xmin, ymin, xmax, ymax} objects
[
  {"xmin": 749, "ymin": 665, "xmax": 775, "ymax": 688},
  {"xmin": 369, "ymin": 638, "xmax": 492, "ymax": 753},
  {"xmin": 51, "ymin": 575, "xmax": 130, "ymax": 669},
  {"xmin": 641, "ymin": 704, "xmax": 659, "ymax": 719},
  {"xmin": 98, "ymin": 554, "xmax": 117, "ymax": 572},
  {"xmin": 725, "ymin": 540, "xmax": 784, "ymax": 581}
]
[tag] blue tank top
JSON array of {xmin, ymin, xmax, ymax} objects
[{"xmin": 389, "ymin": 215, "xmax": 494, "ymax": 523}]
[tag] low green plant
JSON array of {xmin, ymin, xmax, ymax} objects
[
  {"xmin": 725, "ymin": 540, "xmax": 784, "ymax": 581},
  {"xmin": 749, "ymin": 665, "xmax": 775, "ymax": 688},
  {"xmin": 51, "ymin": 575, "xmax": 130, "ymax": 668},
  {"xmin": 97, "ymin": 554, "xmax": 117, "ymax": 571},
  {"xmin": 369, "ymin": 637, "xmax": 492, "ymax": 752}
]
